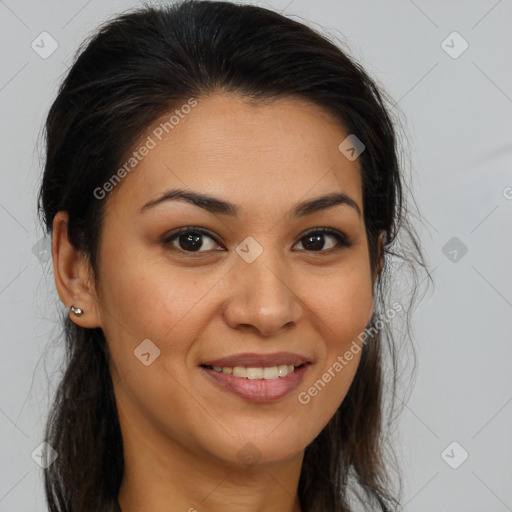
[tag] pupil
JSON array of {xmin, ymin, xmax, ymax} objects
[
  {"xmin": 304, "ymin": 234, "xmax": 324, "ymax": 251},
  {"xmin": 179, "ymin": 233, "xmax": 202, "ymax": 251}
]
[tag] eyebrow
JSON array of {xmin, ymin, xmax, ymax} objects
[{"xmin": 139, "ymin": 188, "xmax": 361, "ymax": 218}]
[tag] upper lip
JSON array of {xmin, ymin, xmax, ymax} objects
[{"xmin": 201, "ymin": 352, "xmax": 311, "ymax": 368}]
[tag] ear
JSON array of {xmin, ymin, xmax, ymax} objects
[{"xmin": 52, "ymin": 211, "xmax": 102, "ymax": 328}]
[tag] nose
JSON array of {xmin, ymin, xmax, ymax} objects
[{"xmin": 222, "ymin": 247, "xmax": 303, "ymax": 337}]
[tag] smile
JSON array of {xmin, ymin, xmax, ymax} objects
[
  {"xmin": 200, "ymin": 362, "xmax": 310, "ymax": 402},
  {"xmin": 202, "ymin": 364, "xmax": 298, "ymax": 379}
]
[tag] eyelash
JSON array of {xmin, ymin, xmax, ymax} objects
[{"xmin": 161, "ymin": 226, "xmax": 353, "ymax": 255}]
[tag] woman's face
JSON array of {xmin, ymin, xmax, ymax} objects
[{"xmin": 94, "ymin": 92, "xmax": 374, "ymax": 467}]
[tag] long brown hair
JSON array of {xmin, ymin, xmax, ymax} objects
[{"xmin": 37, "ymin": 2, "xmax": 427, "ymax": 510}]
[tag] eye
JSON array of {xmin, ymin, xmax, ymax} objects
[
  {"xmin": 162, "ymin": 226, "xmax": 352, "ymax": 255},
  {"xmin": 161, "ymin": 227, "xmax": 223, "ymax": 253},
  {"xmin": 294, "ymin": 227, "xmax": 352, "ymax": 253}
]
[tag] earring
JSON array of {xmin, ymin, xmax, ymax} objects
[{"xmin": 69, "ymin": 305, "xmax": 84, "ymax": 316}]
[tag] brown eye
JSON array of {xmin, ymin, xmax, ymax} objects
[
  {"xmin": 294, "ymin": 228, "xmax": 352, "ymax": 252},
  {"xmin": 162, "ymin": 227, "xmax": 222, "ymax": 253}
]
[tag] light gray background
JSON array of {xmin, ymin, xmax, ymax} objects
[{"xmin": 1, "ymin": 0, "xmax": 511, "ymax": 510}]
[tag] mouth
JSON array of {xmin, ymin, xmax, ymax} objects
[
  {"xmin": 198, "ymin": 353, "xmax": 311, "ymax": 402},
  {"xmin": 200, "ymin": 363, "xmax": 305, "ymax": 379}
]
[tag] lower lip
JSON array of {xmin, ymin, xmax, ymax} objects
[{"xmin": 200, "ymin": 364, "xmax": 310, "ymax": 402}]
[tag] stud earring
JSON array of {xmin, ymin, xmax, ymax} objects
[{"xmin": 69, "ymin": 305, "xmax": 84, "ymax": 316}]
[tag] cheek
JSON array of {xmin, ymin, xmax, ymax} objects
[
  {"xmin": 305, "ymin": 259, "xmax": 374, "ymax": 344},
  {"xmin": 295, "ymin": 260, "xmax": 373, "ymax": 425},
  {"xmin": 97, "ymin": 239, "xmax": 208, "ymax": 341},
  {"xmin": 97, "ymin": 249, "xmax": 220, "ymax": 447}
]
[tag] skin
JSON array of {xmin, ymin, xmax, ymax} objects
[{"xmin": 52, "ymin": 92, "xmax": 376, "ymax": 512}]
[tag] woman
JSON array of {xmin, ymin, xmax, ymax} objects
[{"xmin": 37, "ymin": 1, "xmax": 426, "ymax": 511}]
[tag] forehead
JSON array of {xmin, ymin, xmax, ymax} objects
[{"xmin": 105, "ymin": 92, "xmax": 363, "ymax": 218}]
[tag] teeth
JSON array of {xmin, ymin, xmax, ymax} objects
[
  {"xmin": 263, "ymin": 366, "xmax": 278, "ymax": 379},
  {"xmin": 247, "ymin": 367, "xmax": 263, "ymax": 380},
  {"xmin": 210, "ymin": 364, "xmax": 298, "ymax": 379},
  {"xmin": 233, "ymin": 366, "xmax": 247, "ymax": 378}
]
